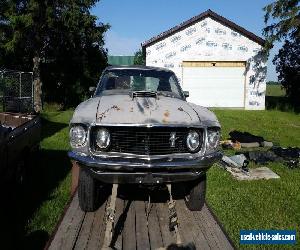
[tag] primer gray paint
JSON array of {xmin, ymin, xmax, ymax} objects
[{"xmin": 71, "ymin": 94, "xmax": 220, "ymax": 128}]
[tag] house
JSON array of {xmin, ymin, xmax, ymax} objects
[{"xmin": 142, "ymin": 9, "xmax": 267, "ymax": 110}]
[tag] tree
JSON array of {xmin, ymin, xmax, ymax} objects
[
  {"xmin": 0, "ymin": 0, "xmax": 109, "ymax": 110},
  {"xmin": 133, "ymin": 49, "xmax": 145, "ymax": 65},
  {"xmin": 263, "ymin": 0, "xmax": 300, "ymax": 107},
  {"xmin": 273, "ymin": 39, "xmax": 300, "ymax": 107},
  {"xmin": 263, "ymin": 0, "xmax": 300, "ymax": 52}
]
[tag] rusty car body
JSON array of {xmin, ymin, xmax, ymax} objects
[{"xmin": 68, "ymin": 66, "xmax": 222, "ymax": 211}]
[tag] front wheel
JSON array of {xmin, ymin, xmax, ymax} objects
[
  {"xmin": 185, "ymin": 174, "xmax": 206, "ymax": 211},
  {"xmin": 78, "ymin": 168, "xmax": 101, "ymax": 212}
]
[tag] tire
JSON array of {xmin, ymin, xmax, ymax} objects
[
  {"xmin": 185, "ymin": 174, "xmax": 206, "ymax": 211},
  {"xmin": 78, "ymin": 168, "xmax": 101, "ymax": 212}
]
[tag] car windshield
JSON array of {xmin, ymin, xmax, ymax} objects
[{"xmin": 95, "ymin": 69, "xmax": 184, "ymax": 99}]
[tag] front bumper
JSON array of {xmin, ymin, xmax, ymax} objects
[{"xmin": 68, "ymin": 150, "xmax": 222, "ymax": 183}]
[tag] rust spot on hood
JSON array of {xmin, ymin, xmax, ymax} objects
[
  {"xmin": 162, "ymin": 110, "xmax": 170, "ymax": 123},
  {"xmin": 97, "ymin": 105, "xmax": 121, "ymax": 121},
  {"xmin": 164, "ymin": 110, "xmax": 170, "ymax": 117},
  {"xmin": 112, "ymin": 105, "xmax": 121, "ymax": 111}
]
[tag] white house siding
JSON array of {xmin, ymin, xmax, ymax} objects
[{"xmin": 145, "ymin": 17, "xmax": 266, "ymax": 110}]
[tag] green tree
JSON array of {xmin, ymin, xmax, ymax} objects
[
  {"xmin": 133, "ymin": 49, "xmax": 145, "ymax": 65},
  {"xmin": 0, "ymin": 0, "xmax": 109, "ymax": 110},
  {"xmin": 273, "ymin": 39, "xmax": 300, "ymax": 107},
  {"xmin": 263, "ymin": 0, "xmax": 300, "ymax": 51},
  {"xmin": 263, "ymin": 0, "xmax": 300, "ymax": 108}
]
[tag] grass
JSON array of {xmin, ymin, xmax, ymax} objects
[
  {"xmin": 265, "ymin": 84, "xmax": 298, "ymax": 113},
  {"xmin": 8, "ymin": 107, "xmax": 299, "ymax": 249},
  {"xmin": 207, "ymin": 110, "xmax": 300, "ymax": 249},
  {"xmin": 26, "ymin": 110, "xmax": 73, "ymax": 235},
  {"xmin": 266, "ymin": 84, "xmax": 285, "ymax": 97}
]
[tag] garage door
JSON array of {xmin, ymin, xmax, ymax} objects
[{"xmin": 182, "ymin": 61, "xmax": 246, "ymax": 107}]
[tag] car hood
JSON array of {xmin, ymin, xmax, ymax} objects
[{"xmin": 71, "ymin": 94, "xmax": 220, "ymax": 127}]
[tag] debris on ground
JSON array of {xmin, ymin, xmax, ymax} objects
[
  {"xmin": 271, "ymin": 147, "xmax": 300, "ymax": 169},
  {"xmin": 226, "ymin": 166, "xmax": 280, "ymax": 181},
  {"xmin": 219, "ymin": 145, "xmax": 300, "ymax": 180},
  {"xmin": 220, "ymin": 140, "xmax": 241, "ymax": 150},
  {"xmin": 220, "ymin": 155, "xmax": 249, "ymax": 176},
  {"xmin": 229, "ymin": 130, "xmax": 264, "ymax": 143},
  {"xmin": 239, "ymin": 147, "xmax": 300, "ymax": 169},
  {"xmin": 221, "ymin": 130, "xmax": 274, "ymax": 149},
  {"xmin": 243, "ymin": 150, "xmax": 281, "ymax": 164},
  {"xmin": 271, "ymin": 147, "xmax": 300, "ymax": 159},
  {"xmin": 219, "ymin": 155, "xmax": 280, "ymax": 180},
  {"xmin": 221, "ymin": 155, "xmax": 249, "ymax": 170}
]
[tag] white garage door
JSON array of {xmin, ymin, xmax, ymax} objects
[{"xmin": 182, "ymin": 61, "xmax": 246, "ymax": 107}]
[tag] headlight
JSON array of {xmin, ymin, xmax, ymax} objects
[
  {"xmin": 95, "ymin": 128, "xmax": 110, "ymax": 149},
  {"xmin": 70, "ymin": 125, "xmax": 87, "ymax": 147},
  {"xmin": 207, "ymin": 128, "xmax": 221, "ymax": 151},
  {"xmin": 186, "ymin": 130, "xmax": 201, "ymax": 152}
]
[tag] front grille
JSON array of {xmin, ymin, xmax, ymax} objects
[{"xmin": 90, "ymin": 126, "xmax": 203, "ymax": 155}]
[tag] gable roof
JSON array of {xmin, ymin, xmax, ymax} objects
[{"xmin": 141, "ymin": 9, "xmax": 265, "ymax": 48}]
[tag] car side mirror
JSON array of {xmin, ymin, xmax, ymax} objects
[
  {"xmin": 183, "ymin": 91, "xmax": 189, "ymax": 98},
  {"xmin": 89, "ymin": 86, "xmax": 96, "ymax": 97}
]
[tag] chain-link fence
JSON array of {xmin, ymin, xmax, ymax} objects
[{"xmin": 0, "ymin": 69, "xmax": 34, "ymax": 113}]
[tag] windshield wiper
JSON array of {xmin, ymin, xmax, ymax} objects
[{"xmin": 131, "ymin": 91, "xmax": 158, "ymax": 99}]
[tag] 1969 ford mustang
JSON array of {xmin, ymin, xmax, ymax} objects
[{"xmin": 68, "ymin": 66, "xmax": 222, "ymax": 211}]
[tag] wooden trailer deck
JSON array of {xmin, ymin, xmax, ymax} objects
[{"xmin": 47, "ymin": 186, "xmax": 234, "ymax": 250}]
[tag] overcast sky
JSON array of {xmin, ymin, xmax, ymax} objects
[{"xmin": 92, "ymin": 0, "xmax": 279, "ymax": 81}]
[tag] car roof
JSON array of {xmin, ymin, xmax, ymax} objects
[{"xmin": 105, "ymin": 65, "xmax": 173, "ymax": 73}]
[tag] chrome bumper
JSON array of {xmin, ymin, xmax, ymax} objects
[
  {"xmin": 68, "ymin": 150, "xmax": 222, "ymax": 170},
  {"xmin": 68, "ymin": 150, "xmax": 222, "ymax": 183}
]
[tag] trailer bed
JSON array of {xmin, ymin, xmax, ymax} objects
[
  {"xmin": 48, "ymin": 186, "xmax": 234, "ymax": 250},
  {"xmin": 0, "ymin": 112, "xmax": 40, "ymax": 181}
]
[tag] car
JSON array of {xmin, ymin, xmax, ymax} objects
[{"xmin": 68, "ymin": 65, "xmax": 222, "ymax": 212}]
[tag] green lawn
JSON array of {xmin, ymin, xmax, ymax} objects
[
  {"xmin": 207, "ymin": 110, "xmax": 300, "ymax": 249},
  {"xmin": 24, "ymin": 110, "xmax": 74, "ymax": 249},
  {"xmin": 24, "ymin": 109, "xmax": 300, "ymax": 249},
  {"xmin": 266, "ymin": 84, "xmax": 285, "ymax": 97}
]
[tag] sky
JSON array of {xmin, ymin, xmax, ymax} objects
[{"xmin": 92, "ymin": 0, "xmax": 279, "ymax": 81}]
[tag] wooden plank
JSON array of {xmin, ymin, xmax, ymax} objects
[
  {"xmin": 122, "ymin": 200, "xmax": 136, "ymax": 250},
  {"xmin": 147, "ymin": 202, "xmax": 164, "ymax": 249},
  {"xmin": 85, "ymin": 200, "xmax": 108, "ymax": 250},
  {"xmin": 194, "ymin": 209, "xmax": 220, "ymax": 249},
  {"xmin": 135, "ymin": 200, "xmax": 150, "ymax": 250},
  {"xmin": 111, "ymin": 197, "xmax": 125, "ymax": 250},
  {"xmin": 176, "ymin": 200, "xmax": 210, "ymax": 250},
  {"xmin": 174, "ymin": 201, "xmax": 195, "ymax": 245},
  {"xmin": 49, "ymin": 194, "xmax": 85, "ymax": 250},
  {"xmin": 48, "ymin": 189, "xmax": 234, "ymax": 250},
  {"xmin": 196, "ymin": 205, "xmax": 234, "ymax": 250},
  {"xmin": 194, "ymin": 205, "xmax": 223, "ymax": 249},
  {"xmin": 73, "ymin": 212, "xmax": 95, "ymax": 250},
  {"xmin": 156, "ymin": 203, "xmax": 176, "ymax": 248}
]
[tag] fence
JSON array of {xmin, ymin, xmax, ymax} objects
[{"xmin": 0, "ymin": 69, "xmax": 34, "ymax": 113}]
